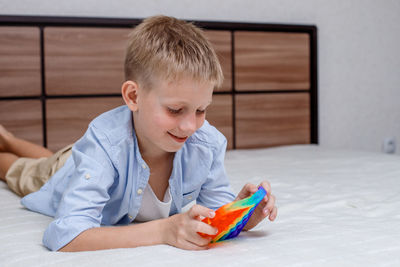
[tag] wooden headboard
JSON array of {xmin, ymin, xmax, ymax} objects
[{"xmin": 0, "ymin": 16, "xmax": 318, "ymax": 151}]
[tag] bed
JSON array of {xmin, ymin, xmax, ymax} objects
[
  {"xmin": 1, "ymin": 145, "xmax": 400, "ymax": 266},
  {"xmin": 1, "ymin": 15, "xmax": 400, "ymax": 267}
]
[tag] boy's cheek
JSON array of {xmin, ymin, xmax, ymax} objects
[{"xmin": 154, "ymin": 113, "xmax": 175, "ymax": 128}]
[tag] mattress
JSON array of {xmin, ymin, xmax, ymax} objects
[{"xmin": 1, "ymin": 145, "xmax": 400, "ymax": 267}]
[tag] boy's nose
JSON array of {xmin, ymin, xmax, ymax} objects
[{"xmin": 179, "ymin": 113, "xmax": 197, "ymax": 135}]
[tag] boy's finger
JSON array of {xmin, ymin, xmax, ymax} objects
[
  {"xmin": 269, "ymin": 206, "xmax": 278, "ymax": 221},
  {"xmin": 192, "ymin": 232, "xmax": 213, "ymax": 247},
  {"xmin": 264, "ymin": 194, "xmax": 276, "ymax": 215},
  {"xmin": 236, "ymin": 183, "xmax": 257, "ymax": 200},
  {"xmin": 195, "ymin": 220, "xmax": 219, "ymax": 236},
  {"xmin": 181, "ymin": 239, "xmax": 209, "ymax": 250},
  {"xmin": 189, "ymin": 204, "xmax": 215, "ymax": 219},
  {"xmin": 256, "ymin": 199, "xmax": 268, "ymax": 212}
]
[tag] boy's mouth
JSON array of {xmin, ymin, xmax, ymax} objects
[{"xmin": 167, "ymin": 132, "xmax": 188, "ymax": 143}]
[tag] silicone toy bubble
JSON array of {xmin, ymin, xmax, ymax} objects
[{"xmin": 201, "ymin": 186, "xmax": 267, "ymax": 243}]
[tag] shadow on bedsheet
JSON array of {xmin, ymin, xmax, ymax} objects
[
  {"xmin": 239, "ymin": 230, "xmax": 269, "ymax": 238},
  {"xmin": 208, "ymin": 230, "xmax": 269, "ymax": 248}
]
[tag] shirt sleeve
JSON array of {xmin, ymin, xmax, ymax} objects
[
  {"xmin": 196, "ymin": 135, "xmax": 235, "ymax": 210},
  {"xmin": 43, "ymin": 125, "xmax": 116, "ymax": 251}
]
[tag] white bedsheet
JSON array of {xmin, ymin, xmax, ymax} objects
[{"xmin": 1, "ymin": 145, "xmax": 400, "ymax": 267}]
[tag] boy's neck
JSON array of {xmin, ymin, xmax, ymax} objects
[{"xmin": 141, "ymin": 149, "xmax": 174, "ymax": 165}]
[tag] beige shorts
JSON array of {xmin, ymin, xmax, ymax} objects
[{"xmin": 5, "ymin": 144, "xmax": 73, "ymax": 197}]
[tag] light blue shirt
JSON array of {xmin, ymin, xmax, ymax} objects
[{"xmin": 21, "ymin": 105, "xmax": 235, "ymax": 251}]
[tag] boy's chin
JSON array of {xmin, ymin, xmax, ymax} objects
[
  {"xmin": 163, "ymin": 144, "xmax": 184, "ymax": 153},
  {"xmin": 161, "ymin": 140, "xmax": 186, "ymax": 153}
]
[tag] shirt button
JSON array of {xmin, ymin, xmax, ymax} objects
[
  {"xmin": 137, "ymin": 188, "xmax": 143, "ymax": 195},
  {"xmin": 85, "ymin": 173, "xmax": 91, "ymax": 179},
  {"xmin": 141, "ymin": 163, "xmax": 147, "ymax": 169},
  {"xmin": 129, "ymin": 215, "xmax": 133, "ymax": 220}
]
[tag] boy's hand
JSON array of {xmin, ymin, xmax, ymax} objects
[
  {"xmin": 163, "ymin": 204, "xmax": 218, "ymax": 250},
  {"xmin": 236, "ymin": 181, "xmax": 277, "ymax": 231}
]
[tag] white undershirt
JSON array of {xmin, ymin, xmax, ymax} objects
[{"xmin": 134, "ymin": 184, "xmax": 172, "ymax": 222}]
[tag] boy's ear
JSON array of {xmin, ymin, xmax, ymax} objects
[{"xmin": 122, "ymin": 80, "xmax": 140, "ymax": 112}]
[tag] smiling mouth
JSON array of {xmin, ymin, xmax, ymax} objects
[{"xmin": 167, "ymin": 132, "xmax": 188, "ymax": 143}]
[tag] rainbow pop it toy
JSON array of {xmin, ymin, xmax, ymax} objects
[{"xmin": 201, "ymin": 186, "xmax": 267, "ymax": 243}]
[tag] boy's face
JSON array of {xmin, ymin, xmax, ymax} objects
[{"xmin": 132, "ymin": 77, "xmax": 213, "ymax": 155}]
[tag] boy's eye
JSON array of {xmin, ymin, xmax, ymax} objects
[
  {"xmin": 167, "ymin": 107, "xmax": 206, "ymax": 115},
  {"xmin": 167, "ymin": 108, "xmax": 182, "ymax": 114}
]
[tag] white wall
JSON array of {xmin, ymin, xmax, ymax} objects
[{"xmin": 1, "ymin": 0, "xmax": 399, "ymax": 154}]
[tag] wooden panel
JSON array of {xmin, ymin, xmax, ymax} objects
[
  {"xmin": 0, "ymin": 27, "xmax": 41, "ymax": 97},
  {"xmin": 0, "ymin": 100, "xmax": 43, "ymax": 146},
  {"xmin": 206, "ymin": 94, "xmax": 233, "ymax": 149},
  {"xmin": 45, "ymin": 27, "xmax": 131, "ymax": 95},
  {"xmin": 236, "ymin": 93, "xmax": 310, "ymax": 148},
  {"xmin": 204, "ymin": 30, "xmax": 232, "ymax": 92},
  {"xmin": 235, "ymin": 32, "xmax": 310, "ymax": 91},
  {"xmin": 46, "ymin": 98, "xmax": 124, "ymax": 151}
]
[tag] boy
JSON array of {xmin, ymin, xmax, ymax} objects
[{"xmin": 0, "ymin": 15, "xmax": 277, "ymax": 252}]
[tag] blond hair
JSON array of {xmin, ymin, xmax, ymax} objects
[{"xmin": 124, "ymin": 15, "xmax": 223, "ymax": 89}]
